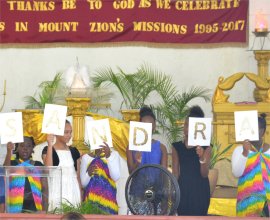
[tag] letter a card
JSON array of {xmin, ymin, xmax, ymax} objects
[
  {"xmin": 188, "ymin": 117, "xmax": 212, "ymax": 147},
  {"xmin": 86, "ymin": 118, "xmax": 113, "ymax": 150},
  {"xmin": 234, "ymin": 110, "xmax": 258, "ymax": 142},
  {"xmin": 42, "ymin": 104, "xmax": 67, "ymax": 135},
  {"xmin": 0, "ymin": 112, "xmax": 24, "ymax": 144},
  {"xmin": 129, "ymin": 121, "xmax": 152, "ymax": 152}
]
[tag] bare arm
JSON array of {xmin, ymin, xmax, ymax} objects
[
  {"xmin": 196, "ymin": 146, "xmax": 211, "ymax": 178},
  {"xmin": 76, "ymin": 157, "xmax": 83, "ymax": 201},
  {"xmin": 160, "ymin": 143, "xmax": 168, "ymax": 169},
  {"xmin": 126, "ymin": 148, "xmax": 140, "ymax": 174},
  {"xmin": 44, "ymin": 134, "xmax": 55, "ymax": 166},
  {"xmin": 171, "ymin": 146, "xmax": 180, "ymax": 180},
  {"xmin": 3, "ymin": 142, "xmax": 14, "ymax": 166}
]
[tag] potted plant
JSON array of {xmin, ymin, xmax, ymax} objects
[
  {"xmin": 91, "ymin": 64, "xmax": 178, "ymax": 121},
  {"xmin": 208, "ymin": 139, "xmax": 233, "ymax": 196},
  {"xmin": 50, "ymin": 200, "xmax": 106, "ymax": 215},
  {"xmin": 24, "ymin": 72, "xmax": 64, "ymax": 109},
  {"xmin": 154, "ymin": 86, "xmax": 211, "ymax": 144}
]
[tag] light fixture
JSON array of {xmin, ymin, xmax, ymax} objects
[{"xmin": 250, "ymin": 11, "xmax": 270, "ymax": 50}]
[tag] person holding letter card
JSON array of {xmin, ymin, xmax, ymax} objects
[
  {"xmin": 126, "ymin": 106, "xmax": 167, "ymax": 173},
  {"xmin": 126, "ymin": 107, "xmax": 168, "ymax": 214},
  {"xmin": 42, "ymin": 120, "xmax": 81, "ymax": 210},
  {"xmin": 80, "ymin": 141, "xmax": 120, "ymax": 215},
  {"xmin": 172, "ymin": 106, "xmax": 211, "ymax": 216},
  {"xmin": 232, "ymin": 113, "xmax": 270, "ymax": 217},
  {"xmin": 4, "ymin": 136, "xmax": 47, "ymax": 213}
]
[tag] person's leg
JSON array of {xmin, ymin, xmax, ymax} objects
[
  {"xmin": 262, "ymin": 202, "xmax": 269, "ymax": 217},
  {"xmin": 0, "ymin": 199, "xmax": 4, "ymax": 213}
]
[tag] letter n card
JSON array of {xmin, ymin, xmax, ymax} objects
[
  {"xmin": 86, "ymin": 118, "xmax": 113, "ymax": 150},
  {"xmin": 0, "ymin": 112, "xmax": 23, "ymax": 144},
  {"xmin": 129, "ymin": 121, "xmax": 152, "ymax": 152},
  {"xmin": 188, "ymin": 117, "xmax": 212, "ymax": 147}
]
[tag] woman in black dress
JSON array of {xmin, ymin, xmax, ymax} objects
[{"xmin": 172, "ymin": 106, "xmax": 211, "ymax": 216}]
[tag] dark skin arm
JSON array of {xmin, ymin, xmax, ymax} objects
[
  {"xmin": 196, "ymin": 145, "xmax": 211, "ymax": 178},
  {"xmin": 171, "ymin": 146, "xmax": 180, "ymax": 180},
  {"xmin": 242, "ymin": 140, "xmax": 252, "ymax": 157},
  {"xmin": 160, "ymin": 143, "xmax": 168, "ymax": 169},
  {"xmin": 3, "ymin": 142, "xmax": 14, "ymax": 166},
  {"xmin": 44, "ymin": 134, "xmax": 54, "ymax": 167},
  {"xmin": 126, "ymin": 148, "xmax": 141, "ymax": 174}
]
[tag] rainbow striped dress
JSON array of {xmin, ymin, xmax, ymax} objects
[
  {"xmin": 8, "ymin": 160, "xmax": 43, "ymax": 213},
  {"xmin": 83, "ymin": 157, "xmax": 118, "ymax": 214},
  {"xmin": 236, "ymin": 148, "xmax": 270, "ymax": 217}
]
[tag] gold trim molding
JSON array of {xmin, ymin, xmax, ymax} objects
[
  {"xmin": 120, "ymin": 109, "xmax": 140, "ymax": 122},
  {"xmin": 212, "ymin": 72, "xmax": 270, "ymax": 105}
]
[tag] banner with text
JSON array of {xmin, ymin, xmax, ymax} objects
[{"xmin": 0, "ymin": 0, "xmax": 249, "ymax": 44}]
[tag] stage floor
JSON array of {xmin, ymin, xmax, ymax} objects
[
  {"xmin": 0, "ymin": 186, "xmax": 239, "ymax": 219},
  {"xmin": 0, "ymin": 213, "xmax": 264, "ymax": 220}
]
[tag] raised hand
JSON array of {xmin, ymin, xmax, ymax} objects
[
  {"xmin": 46, "ymin": 134, "xmax": 55, "ymax": 147},
  {"xmin": 7, "ymin": 141, "xmax": 14, "ymax": 153},
  {"xmin": 134, "ymin": 151, "xmax": 142, "ymax": 164},
  {"xmin": 87, "ymin": 164, "xmax": 97, "ymax": 176},
  {"xmin": 102, "ymin": 142, "xmax": 111, "ymax": 158},
  {"xmin": 242, "ymin": 139, "xmax": 251, "ymax": 157},
  {"xmin": 196, "ymin": 145, "xmax": 205, "ymax": 159}
]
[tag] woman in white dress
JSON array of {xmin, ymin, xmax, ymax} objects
[{"xmin": 42, "ymin": 120, "xmax": 81, "ymax": 210}]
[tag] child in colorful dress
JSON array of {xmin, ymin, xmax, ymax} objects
[
  {"xmin": 3, "ymin": 136, "xmax": 47, "ymax": 213},
  {"xmin": 0, "ymin": 168, "xmax": 4, "ymax": 213},
  {"xmin": 232, "ymin": 113, "xmax": 270, "ymax": 217},
  {"xmin": 80, "ymin": 142, "xmax": 120, "ymax": 214}
]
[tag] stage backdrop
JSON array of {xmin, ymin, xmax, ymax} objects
[{"xmin": 0, "ymin": 0, "xmax": 248, "ymax": 44}]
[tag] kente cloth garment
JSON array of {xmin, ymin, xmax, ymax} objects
[
  {"xmin": 8, "ymin": 160, "xmax": 43, "ymax": 213},
  {"xmin": 237, "ymin": 148, "xmax": 270, "ymax": 217},
  {"xmin": 84, "ymin": 157, "xmax": 118, "ymax": 214}
]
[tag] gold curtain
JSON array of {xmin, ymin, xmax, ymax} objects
[{"xmin": 23, "ymin": 111, "xmax": 129, "ymax": 159}]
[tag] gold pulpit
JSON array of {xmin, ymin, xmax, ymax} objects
[
  {"xmin": 66, "ymin": 97, "xmax": 91, "ymax": 153},
  {"xmin": 212, "ymin": 72, "xmax": 270, "ymax": 186}
]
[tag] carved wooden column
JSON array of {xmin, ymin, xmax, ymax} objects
[
  {"xmin": 254, "ymin": 50, "xmax": 270, "ymax": 101},
  {"xmin": 66, "ymin": 97, "xmax": 91, "ymax": 153}
]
